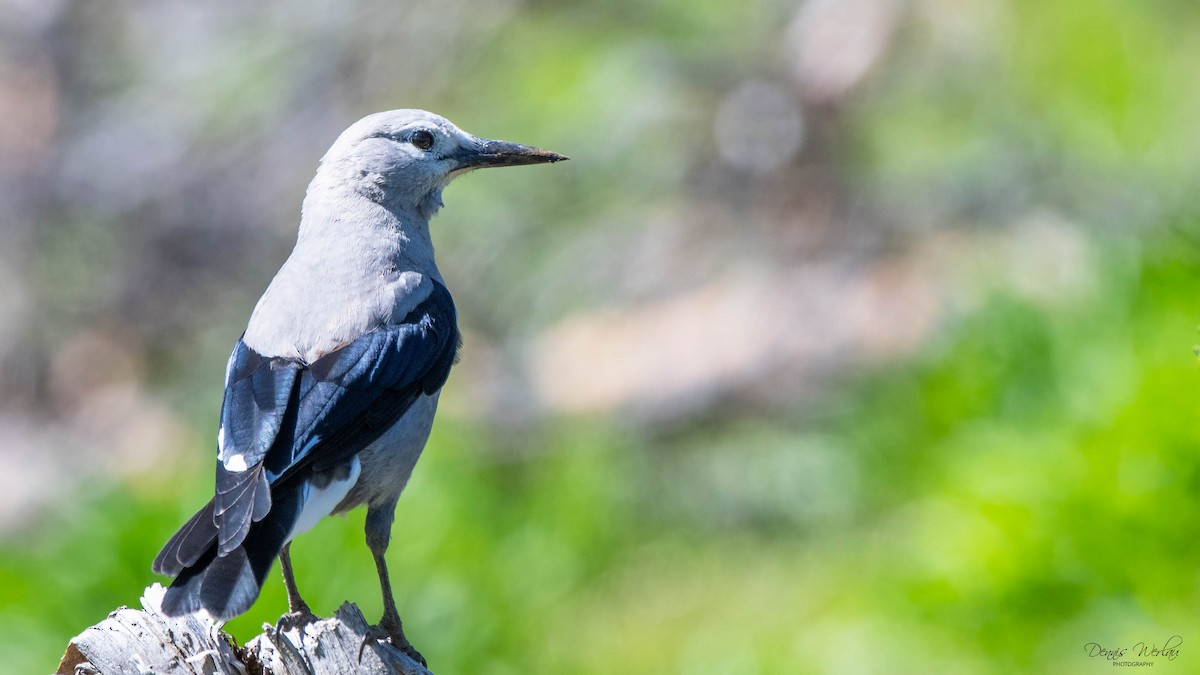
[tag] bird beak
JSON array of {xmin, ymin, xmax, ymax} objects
[{"xmin": 452, "ymin": 138, "xmax": 569, "ymax": 170}]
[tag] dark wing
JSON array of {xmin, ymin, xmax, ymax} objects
[{"xmin": 153, "ymin": 281, "xmax": 458, "ymax": 575}]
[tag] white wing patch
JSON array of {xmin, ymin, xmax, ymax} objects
[
  {"xmin": 224, "ymin": 452, "xmax": 248, "ymax": 472},
  {"xmin": 288, "ymin": 458, "xmax": 362, "ymax": 541},
  {"xmin": 217, "ymin": 425, "xmax": 250, "ymax": 471}
]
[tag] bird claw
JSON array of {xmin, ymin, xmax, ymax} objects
[
  {"xmin": 275, "ymin": 608, "xmax": 320, "ymax": 635},
  {"xmin": 357, "ymin": 621, "xmax": 426, "ymax": 667}
]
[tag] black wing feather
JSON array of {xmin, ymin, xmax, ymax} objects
[{"xmin": 157, "ymin": 280, "xmax": 459, "ymax": 608}]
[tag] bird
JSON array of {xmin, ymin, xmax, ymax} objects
[{"xmin": 151, "ymin": 109, "xmax": 566, "ymax": 665}]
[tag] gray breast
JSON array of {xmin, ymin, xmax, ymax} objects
[{"xmin": 337, "ymin": 392, "xmax": 441, "ymax": 512}]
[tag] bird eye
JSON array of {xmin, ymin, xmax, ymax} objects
[{"xmin": 410, "ymin": 130, "xmax": 435, "ymax": 151}]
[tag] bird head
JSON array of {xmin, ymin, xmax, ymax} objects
[{"xmin": 316, "ymin": 109, "xmax": 567, "ymax": 218}]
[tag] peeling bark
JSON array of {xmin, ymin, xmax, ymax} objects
[{"xmin": 57, "ymin": 584, "xmax": 432, "ymax": 675}]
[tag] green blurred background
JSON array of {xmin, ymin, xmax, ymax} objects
[{"xmin": 2, "ymin": 0, "xmax": 1200, "ymax": 672}]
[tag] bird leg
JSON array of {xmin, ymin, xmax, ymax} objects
[
  {"xmin": 275, "ymin": 543, "xmax": 319, "ymax": 632},
  {"xmin": 359, "ymin": 502, "xmax": 426, "ymax": 666}
]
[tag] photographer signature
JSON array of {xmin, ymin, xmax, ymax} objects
[{"xmin": 1084, "ymin": 635, "xmax": 1181, "ymax": 663}]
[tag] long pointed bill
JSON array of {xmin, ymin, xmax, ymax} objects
[{"xmin": 453, "ymin": 138, "xmax": 568, "ymax": 170}]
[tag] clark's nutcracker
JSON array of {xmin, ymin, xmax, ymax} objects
[{"xmin": 152, "ymin": 109, "xmax": 565, "ymax": 664}]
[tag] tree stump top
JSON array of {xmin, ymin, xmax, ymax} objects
[{"xmin": 56, "ymin": 584, "xmax": 433, "ymax": 675}]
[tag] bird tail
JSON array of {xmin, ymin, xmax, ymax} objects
[{"xmin": 153, "ymin": 485, "xmax": 301, "ymax": 619}]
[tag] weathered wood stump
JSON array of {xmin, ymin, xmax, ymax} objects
[{"xmin": 56, "ymin": 584, "xmax": 432, "ymax": 675}]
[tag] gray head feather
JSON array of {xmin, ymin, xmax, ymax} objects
[
  {"xmin": 244, "ymin": 109, "xmax": 565, "ymax": 362},
  {"xmin": 312, "ymin": 109, "xmax": 566, "ymax": 219}
]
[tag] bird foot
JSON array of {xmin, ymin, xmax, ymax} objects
[
  {"xmin": 358, "ymin": 618, "xmax": 426, "ymax": 667},
  {"xmin": 275, "ymin": 607, "xmax": 321, "ymax": 635}
]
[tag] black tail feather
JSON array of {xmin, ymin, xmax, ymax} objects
[
  {"xmin": 153, "ymin": 500, "xmax": 218, "ymax": 577},
  {"xmin": 158, "ymin": 481, "xmax": 302, "ymax": 619}
]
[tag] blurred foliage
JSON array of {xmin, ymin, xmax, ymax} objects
[
  {"xmin": 3, "ymin": 0, "xmax": 1200, "ymax": 673},
  {"xmin": 13, "ymin": 229, "xmax": 1200, "ymax": 674}
]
